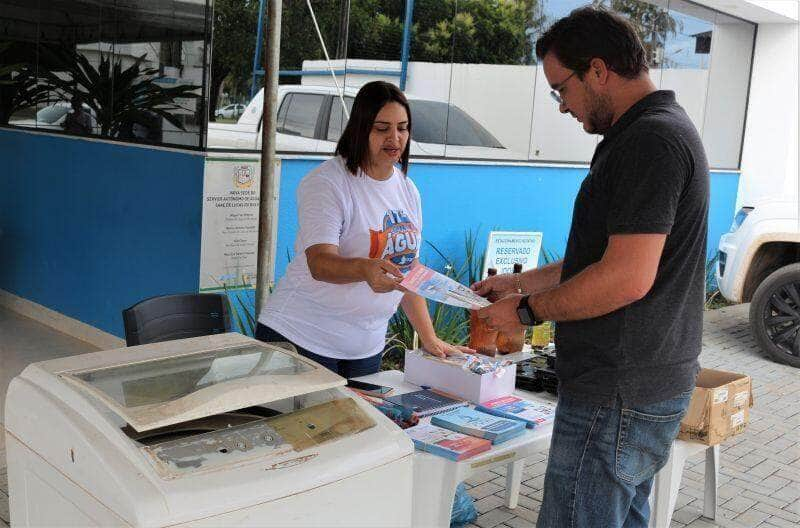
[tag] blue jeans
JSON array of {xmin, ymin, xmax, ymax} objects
[
  {"xmin": 537, "ymin": 389, "xmax": 694, "ymax": 528},
  {"xmin": 255, "ymin": 323, "xmax": 382, "ymax": 378}
]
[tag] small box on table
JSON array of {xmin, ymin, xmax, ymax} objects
[
  {"xmin": 678, "ymin": 368, "xmax": 753, "ymax": 445},
  {"xmin": 403, "ymin": 349, "xmax": 516, "ymax": 404}
]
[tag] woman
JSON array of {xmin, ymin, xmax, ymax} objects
[{"xmin": 255, "ymin": 81, "xmax": 470, "ymax": 378}]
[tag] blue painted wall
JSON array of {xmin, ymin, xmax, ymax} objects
[
  {"xmin": 274, "ymin": 159, "xmax": 739, "ymax": 279},
  {"xmin": 0, "ymin": 129, "xmax": 738, "ymax": 340},
  {"xmin": 0, "ymin": 129, "xmax": 205, "ymax": 337}
]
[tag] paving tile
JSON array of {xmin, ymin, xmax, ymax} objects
[
  {"xmin": 684, "ymin": 518, "xmax": 719, "ymax": 528},
  {"xmin": 751, "ymin": 501, "xmax": 800, "ymax": 524},
  {"xmin": 469, "ymin": 481, "xmax": 505, "ymax": 501},
  {"xmin": 733, "ymin": 507, "xmax": 771, "ymax": 526},
  {"xmin": 672, "ymin": 505, "xmax": 703, "ymax": 525},
  {"xmin": 0, "ymin": 491, "xmax": 7, "ymax": 524},
  {"xmin": 503, "ymin": 516, "xmax": 535, "ymax": 528},
  {"xmin": 475, "ymin": 508, "xmax": 517, "ymax": 528},
  {"xmin": 499, "ymin": 505, "xmax": 537, "ymax": 523},
  {"xmin": 466, "ymin": 471, "xmax": 498, "ymax": 487},
  {"xmin": 475, "ymin": 495, "xmax": 505, "ymax": 515}
]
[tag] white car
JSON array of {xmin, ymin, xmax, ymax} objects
[
  {"xmin": 716, "ymin": 197, "xmax": 800, "ymax": 367},
  {"xmin": 214, "ymin": 103, "xmax": 246, "ymax": 119},
  {"xmin": 207, "ymin": 86, "xmax": 523, "ymax": 159},
  {"xmin": 10, "ymin": 102, "xmax": 97, "ymax": 132}
]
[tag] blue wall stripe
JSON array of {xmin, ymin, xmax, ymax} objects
[
  {"xmin": 0, "ymin": 129, "xmax": 205, "ymax": 337},
  {"xmin": 274, "ymin": 160, "xmax": 739, "ymax": 279},
  {"xmin": 0, "ymin": 129, "xmax": 738, "ymax": 339}
]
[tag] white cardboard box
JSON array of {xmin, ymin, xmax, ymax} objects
[{"xmin": 403, "ymin": 349, "xmax": 516, "ymax": 404}]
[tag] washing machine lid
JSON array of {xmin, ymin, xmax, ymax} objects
[{"xmin": 56, "ymin": 334, "xmax": 345, "ymax": 432}]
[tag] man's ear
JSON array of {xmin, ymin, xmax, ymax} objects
[{"xmin": 588, "ymin": 57, "xmax": 610, "ymax": 84}]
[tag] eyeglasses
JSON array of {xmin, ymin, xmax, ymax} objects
[{"xmin": 550, "ymin": 71, "xmax": 577, "ymax": 105}]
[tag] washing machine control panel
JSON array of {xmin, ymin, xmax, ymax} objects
[{"xmin": 142, "ymin": 419, "xmax": 293, "ymax": 478}]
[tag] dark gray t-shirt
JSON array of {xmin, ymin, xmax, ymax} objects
[{"xmin": 555, "ymin": 90, "xmax": 709, "ymax": 407}]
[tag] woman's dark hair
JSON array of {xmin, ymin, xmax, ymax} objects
[
  {"xmin": 336, "ymin": 80, "xmax": 412, "ymax": 175},
  {"xmin": 535, "ymin": 6, "xmax": 647, "ymax": 80}
]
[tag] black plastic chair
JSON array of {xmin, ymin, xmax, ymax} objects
[{"xmin": 122, "ymin": 293, "xmax": 232, "ymax": 346}]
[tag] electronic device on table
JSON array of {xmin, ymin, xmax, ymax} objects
[{"xmin": 516, "ymin": 348, "xmax": 558, "ymax": 394}]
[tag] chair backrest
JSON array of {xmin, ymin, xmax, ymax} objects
[{"xmin": 122, "ymin": 293, "xmax": 232, "ymax": 346}]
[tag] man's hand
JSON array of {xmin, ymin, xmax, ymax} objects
[
  {"xmin": 420, "ymin": 336, "xmax": 475, "ymax": 358},
  {"xmin": 476, "ymin": 294, "xmax": 526, "ymax": 333},
  {"xmin": 360, "ymin": 258, "xmax": 404, "ymax": 293},
  {"xmin": 470, "ymin": 273, "xmax": 518, "ymax": 302}
]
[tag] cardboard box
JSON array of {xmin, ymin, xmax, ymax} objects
[
  {"xmin": 403, "ymin": 350, "xmax": 516, "ymax": 404},
  {"xmin": 678, "ymin": 368, "xmax": 754, "ymax": 445}
]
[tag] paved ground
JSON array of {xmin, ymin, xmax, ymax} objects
[
  {"xmin": 0, "ymin": 307, "xmax": 99, "ymax": 527},
  {"xmin": 1, "ymin": 304, "xmax": 798, "ymax": 527},
  {"xmin": 462, "ymin": 304, "xmax": 800, "ymax": 528}
]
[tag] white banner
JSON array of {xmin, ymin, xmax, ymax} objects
[{"xmin": 199, "ymin": 156, "xmax": 279, "ymax": 291}]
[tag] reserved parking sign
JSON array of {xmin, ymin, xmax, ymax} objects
[{"xmin": 482, "ymin": 231, "xmax": 543, "ymax": 277}]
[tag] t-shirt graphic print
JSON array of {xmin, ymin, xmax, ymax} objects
[{"xmin": 369, "ymin": 209, "xmax": 419, "ymax": 272}]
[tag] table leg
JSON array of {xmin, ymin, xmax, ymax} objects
[
  {"xmin": 413, "ymin": 454, "xmax": 460, "ymax": 528},
  {"xmin": 650, "ymin": 447, "xmax": 684, "ymax": 528},
  {"xmin": 505, "ymin": 458, "xmax": 525, "ymax": 509},
  {"xmin": 703, "ymin": 445, "xmax": 719, "ymax": 519}
]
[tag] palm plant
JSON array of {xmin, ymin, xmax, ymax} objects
[
  {"xmin": 0, "ymin": 42, "xmax": 54, "ymax": 124},
  {"xmin": 36, "ymin": 47, "xmax": 200, "ymax": 138}
]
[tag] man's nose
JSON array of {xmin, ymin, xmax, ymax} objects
[{"xmin": 559, "ymin": 102, "xmax": 569, "ymax": 114}]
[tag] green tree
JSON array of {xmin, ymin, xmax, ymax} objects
[
  {"xmin": 209, "ymin": 0, "xmax": 260, "ymax": 119},
  {"xmin": 592, "ymin": 0, "xmax": 681, "ymax": 67},
  {"xmin": 211, "ymin": 0, "xmax": 548, "ymax": 100}
]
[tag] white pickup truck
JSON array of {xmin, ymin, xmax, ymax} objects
[
  {"xmin": 207, "ymin": 85, "xmax": 523, "ymax": 159},
  {"xmin": 717, "ymin": 197, "xmax": 800, "ymax": 367}
]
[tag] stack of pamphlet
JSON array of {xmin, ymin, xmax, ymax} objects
[
  {"xmin": 383, "ymin": 389, "xmax": 468, "ymax": 418},
  {"xmin": 476, "ymin": 396, "xmax": 556, "ymax": 429},
  {"xmin": 404, "ymin": 424, "xmax": 492, "ymax": 461},
  {"xmin": 431, "ymin": 407, "xmax": 526, "ymax": 444}
]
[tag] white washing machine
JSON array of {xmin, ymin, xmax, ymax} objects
[{"xmin": 4, "ymin": 333, "xmax": 413, "ymax": 527}]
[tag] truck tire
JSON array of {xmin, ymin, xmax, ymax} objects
[{"xmin": 750, "ymin": 263, "xmax": 800, "ymax": 368}]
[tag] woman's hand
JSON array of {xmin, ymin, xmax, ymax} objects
[
  {"xmin": 360, "ymin": 258, "xmax": 404, "ymax": 293},
  {"xmin": 420, "ymin": 336, "xmax": 475, "ymax": 358},
  {"xmin": 470, "ymin": 273, "xmax": 519, "ymax": 302}
]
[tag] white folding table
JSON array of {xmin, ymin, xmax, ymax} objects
[
  {"xmin": 356, "ymin": 369, "xmax": 719, "ymax": 528},
  {"xmin": 354, "ymin": 370, "xmax": 553, "ymax": 527}
]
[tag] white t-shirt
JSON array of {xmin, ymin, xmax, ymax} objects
[{"xmin": 259, "ymin": 156, "xmax": 422, "ymax": 360}]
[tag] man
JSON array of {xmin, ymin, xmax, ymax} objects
[
  {"xmin": 473, "ymin": 6, "xmax": 709, "ymax": 527},
  {"xmin": 63, "ymin": 95, "xmax": 93, "ymax": 135}
]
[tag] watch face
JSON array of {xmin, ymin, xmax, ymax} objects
[{"xmin": 517, "ymin": 306, "xmax": 534, "ymax": 326}]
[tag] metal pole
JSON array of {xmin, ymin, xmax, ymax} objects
[
  {"xmin": 255, "ymin": 0, "xmax": 283, "ymax": 317},
  {"xmin": 399, "ymin": 0, "xmax": 414, "ymax": 91},
  {"xmin": 249, "ymin": 0, "xmax": 267, "ymax": 100}
]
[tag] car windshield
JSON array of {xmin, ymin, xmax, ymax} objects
[
  {"xmin": 36, "ymin": 105, "xmax": 69, "ymax": 124},
  {"xmin": 409, "ymin": 100, "xmax": 504, "ymax": 148}
]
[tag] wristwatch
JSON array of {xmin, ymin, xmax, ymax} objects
[{"xmin": 516, "ymin": 295, "xmax": 542, "ymax": 326}]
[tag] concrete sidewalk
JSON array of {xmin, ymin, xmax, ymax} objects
[
  {"xmin": 1, "ymin": 304, "xmax": 798, "ymax": 527},
  {"xmin": 465, "ymin": 304, "xmax": 800, "ymax": 528}
]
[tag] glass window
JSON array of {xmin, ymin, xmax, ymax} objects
[
  {"xmin": 660, "ymin": 0, "xmax": 715, "ymax": 134},
  {"xmin": 1, "ymin": 0, "xmax": 211, "ymax": 149},
  {"xmin": 276, "ymin": 93, "xmax": 291, "ymax": 131},
  {"xmin": 410, "ymin": 100, "xmax": 504, "ymax": 148},
  {"xmin": 699, "ymin": 10, "xmax": 755, "ymax": 168},
  {"xmin": 281, "ymin": 92, "xmax": 324, "ymax": 138},
  {"xmin": 327, "ymin": 95, "xmax": 354, "ymax": 141}
]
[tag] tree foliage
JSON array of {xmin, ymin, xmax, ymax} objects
[
  {"xmin": 214, "ymin": 0, "xmax": 547, "ymax": 104},
  {"xmin": 593, "ymin": 0, "xmax": 681, "ymax": 66},
  {"xmin": 209, "ymin": 0, "xmax": 260, "ymax": 117}
]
